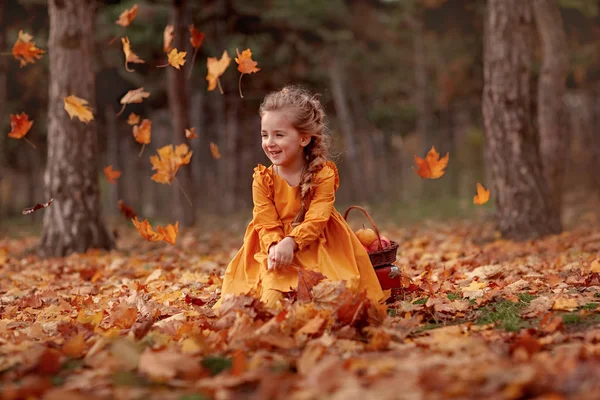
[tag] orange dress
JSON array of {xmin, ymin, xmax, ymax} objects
[{"xmin": 214, "ymin": 161, "xmax": 384, "ymax": 307}]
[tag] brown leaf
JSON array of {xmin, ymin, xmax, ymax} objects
[
  {"xmin": 116, "ymin": 4, "xmax": 138, "ymax": 27},
  {"xmin": 163, "ymin": 25, "xmax": 174, "ymax": 53},
  {"xmin": 121, "ymin": 37, "xmax": 145, "ymax": 72},
  {"xmin": 22, "ymin": 198, "xmax": 54, "ymax": 215},
  {"xmin": 118, "ymin": 200, "xmax": 137, "ymax": 220},
  {"xmin": 189, "ymin": 25, "xmax": 205, "ymax": 49},
  {"xmin": 297, "ymin": 267, "xmax": 327, "ymax": 302}
]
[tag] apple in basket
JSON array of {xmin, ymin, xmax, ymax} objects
[
  {"xmin": 366, "ymin": 235, "xmax": 392, "ymax": 252},
  {"xmin": 355, "ymin": 228, "xmax": 377, "ymax": 248}
]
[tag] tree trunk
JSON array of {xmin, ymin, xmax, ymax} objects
[
  {"xmin": 0, "ymin": 2, "xmax": 7, "ymax": 220},
  {"xmin": 167, "ymin": 0, "xmax": 195, "ymax": 227},
  {"xmin": 39, "ymin": 0, "xmax": 114, "ymax": 257},
  {"xmin": 482, "ymin": 0, "xmax": 561, "ymax": 240},
  {"xmin": 533, "ymin": 0, "xmax": 569, "ymax": 222}
]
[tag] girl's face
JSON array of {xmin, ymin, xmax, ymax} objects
[{"xmin": 261, "ymin": 110, "xmax": 310, "ymax": 169}]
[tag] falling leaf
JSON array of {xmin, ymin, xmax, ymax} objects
[
  {"xmin": 22, "ymin": 198, "xmax": 54, "ymax": 215},
  {"xmin": 163, "ymin": 25, "xmax": 174, "ymax": 53},
  {"xmin": 64, "ymin": 95, "xmax": 94, "ymax": 123},
  {"xmin": 116, "ymin": 4, "xmax": 138, "ymax": 27},
  {"xmin": 117, "ymin": 88, "xmax": 150, "ymax": 116},
  {"xmin": 8, "ymin": 112, "xmax": 33, "ymax": 139},
  {"xmin": 413, "ymin": 146, "xmax": 449, "ymax": 179},
  {"xmin": 206, "ymin": 50, "xmax": 231, "ymax": 94},
  {"xmin": 132, "ymin": 217, "xmax": 164, "ymax": 242},
  {"xmin": 133, "ymin": 119, "xmax": 151, "ymax": 145},
  {"xmin": 210, "ymin": 142, "xmax": 221, "ymax": 159},
  {"xmin": 127, "ymin": 113, "xmax": 141, "ymax": 126},
  {"xmin": 150, "ymin": 144, "xmax": 193, "ymax": 185},
  {"xmin": 162, "ymin": 48, "xmax": 186, "ymax": 70},
  {"xmin": 189, "ymin": 25, "xmax": 205, "ymax": 49},
  {"xmin": 11, "ymin": 30, "xmax": 45, "ymax": 67},
  {"xmin": 104, "ymin": 165, "xmax": 122, "ymax": 184},
  {"xmin": 185, "ymin": 128, "xmax": 198, "ymax": 139},
  {"xmin": 235, "ymin": 48, "xmax": 260, "ymax": 98},
  {"xmin": 157, "ymin": 222, "xmax": 179, "ymax": 245},
  {"xmin": 473, "ymin": 182, "xmax": 490, "ymax": 205},
  {"xmin": 121, "ymin": 37, "xmax": 145, "ymax": 72},
  {"xmin": 118, "ymin": 200, "xmax": 137, "ymax": 220}
]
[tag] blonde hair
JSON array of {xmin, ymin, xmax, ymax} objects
[{"xmin": 259, "ymin": 85, "xmax": 331, "ymax": 226}]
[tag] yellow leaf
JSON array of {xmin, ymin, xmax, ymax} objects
[
  {"xmin": 62, "ymin": 332, "xmax": 86, "ymax": 358},
  {"xmin": 150, "ymin": 144, "xmax": 192, "ymax": 185},
  {"xmin": 64, "ymin": 95, "xmax": 94, "ymax": 123},
  {"xmin": 127, "ymin": 112, "xmax": 141, "ymax": 126},
  {"xmin": 166, "ymin": 48, "xmax": 186, "ymax": 69},
  {"xmin": 121, "ymin": 37, "xmax": 145, "ymax": 72},
  {"xmin": 413, "ymin": 146, "xmax": 449, "ymax": 179},
  {"xmin": 163, "ymin": 25, "xmax": 174, "ymax": 53},
  {"xmin": 206, "ymin": 50, "xmax": 231, "ymax": 92},
  {"xmin": 116, "ymin": 4, "xmax": 138, "ymax": 27},
  {"xmin": 473, "ymin": 182, "xmax": 490, "ymax": 205},
  {"xmin": 590, "ymin": 259, "xmax": 600, "ymax": 273},
  {"xmin": 210, "ymin": 142, "xmax": 221, "ymax": 159},
  {"xmin": 552, "ymin": 297, "xmax": 578, "ymax": 311}
]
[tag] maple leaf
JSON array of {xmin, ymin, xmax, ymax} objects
[
  {"xmin": 206, "ymin": 50, "xmax": 231, "ymax": 94},
  {"xmin": 117, "ymin": 88, "xmax": 150, "ymax": 116},
  {"xmin": 297, "ymin": 267, "xmax": 327, "ymax": 302},
  {"xmin": 413, "ymin": 146, "xmax": 449, "ymax": 179},
  {"xmin": 8, "ymin": 112, "xmax": 33, "ymax": 139},
  {"xmin": 157, "ymin": 222, "xmax": 179, "ymax": 245},
  {"xmin": 210, "ymin": 142, "xmax": 221, "ymax": 159},
  {"xmin": 116, "ymin": 4, "xmax": 138, "ymax": 27},
  {"xmin": 150, "ymin": 144, "xmax": 193, "ymax": 185},
  {"xmin": 185, "ymin": 128, "xmax": 198, "ymax": 139},
  {"xmin": 118, "ymin": 200, "xmax": 137, "ymax": 220},
  {"xmin": 159, "ymin": 48, "xmax": 186, "ymax": 70},
  {"xmin": 163, "ymin": 25, "xmax": 174, "ymax": 53},
  {"xmin": 121, "ymin": 37, "xmax": 145, "ymax": 72},
  {"xmin": 133, "ymin": 119, "xmax": 152, "ymax": 156},
  {"xmin": 187, "ymin": 25, "xmax": 205, "ymax": 79},
  {"xmin": 11, "ymin": 30, "xmax": 45, "ymax": 67},
  {"xmin": 127, "ymin": 112, "xmax": 141, "ymax": 126},
  {"xmin": 235, "ymin": 48, "xmax": 261, "ymax": 98},
  {"xmin": 104, "ymin": 165, "xmax": 121, "ymax": 184},
  {"xmin": 22, "ymin": 198, "xmax": 54, "ymax": 215},
  {"xmin": 64, "ymin": 95, "xmax": 94, "ymax": 123},
  {"xmin": 132, "ymin": 217, "xmax": 164, "ymax": 242},
  {"xmin": 473, "ymin": 182, "xmax": 490, "ymax": 205}
]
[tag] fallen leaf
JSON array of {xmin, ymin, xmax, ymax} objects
[
  {"xmin": 127, "ymin": 112, "xmax": 141, "ymax": 125},
  {"xmin": 116, "ymin": 4, "xmax": 138, "ymax": 27},
  {"xmin": 22, "ymin": 198, "xmax": 54, "ymax": 215},
  {"xmin": 185, "ymin": 128, "xmax": 198, "ymax": 139},
  {"xmin": 133, "ymin": 119, "xmax": 152, "ymax": 145},
  {"xmin": 590, "ymin": 259, "xmax": 600, "ymax": 273},
  {"xmin": 104, "ymin": 165, "xmax": 121, "ymax": 184},
  {"xmin": 297, "ymin": 267, "xmax": 327, "ymax": 302},
  {"xmin": 473, "ymin": 182, "xmax": 490, "ymax": 205},
  {"xmin": 12, "ymin": 30, "xmax": 45, "ymax": 67},
  {"xmin": 62, "ymin": 332, "xmax": 86, "ymax": 358},
  {"xmin": 206, "ymin": 50, "xmax": 231, "ymax": 93},
  {"xmin": 64, "ymin": 95, "xmax": 94, "ymax": 123},
  {"xmin": 210, "ymin": 142, "xmax": 221, "ymax": 159},
  {"xmin": 150, "ymin": 144, "xmax": 193, "ymax": 185},
  {"xmin": 138, "ymin": 348, "xmax": 203, "ymax": 382},
  {"xmin": 413, "ymin": 146, "xmax": 449, "ymax": 179},
  {"xmin": 117, "ymin": 88, "xmax": 150, "ymax": 116},
  {"xmin": 163, "ymin": 25, "xmax": 174, "ymax": 53},
  {"xmin": 121, "ymin": 37, "xmax": 145, "ymax": 72},
  {"xmin": 8, "ymin": 112, "xmax": 34, "ymax": 139},
  {"xmin": 552, "ymin": 297, "xmax": 578, "ymax": 311}
]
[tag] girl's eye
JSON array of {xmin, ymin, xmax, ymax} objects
[{"xmin": 276, "ymin": 134, "xmax": 283, "ymax": 137}]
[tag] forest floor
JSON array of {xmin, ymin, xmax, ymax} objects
[{"xmin": 1, "ymin": 199, "xmax": 600, "ymax": 399}]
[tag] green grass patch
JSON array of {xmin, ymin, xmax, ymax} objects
[{"xmin": 475, "ymin": 294, "xmax": 536, "ymax": 332}]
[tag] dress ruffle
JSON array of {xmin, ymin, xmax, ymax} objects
[{"xmin": 253, "ymin": 164, "xmax": 274, "ymax": 198}]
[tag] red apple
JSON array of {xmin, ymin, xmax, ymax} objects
[{"xmin": 379, "ymin": 235, "xmax": 391, "ymax": 249}]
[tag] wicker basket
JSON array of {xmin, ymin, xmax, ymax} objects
[{"xmin": 343, "ymin": 205, "xmax": 399, "ymax": 268}]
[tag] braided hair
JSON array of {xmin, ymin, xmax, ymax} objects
[{"xmin": 259, "ymin": 85, "xmax": 331, "ymax": 226}]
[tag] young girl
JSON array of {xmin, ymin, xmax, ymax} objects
[{"xmin": 214, "ymin": 85, "xmax": 384, "ymax": 308}]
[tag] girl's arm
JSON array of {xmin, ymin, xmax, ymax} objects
[
  {"xmin": 286, "ymin": 167, "xmax": 336, "ymax": 251},
  {"xmin": 252, "ymin": 175, "xmax": 285, "ymax": 254}
]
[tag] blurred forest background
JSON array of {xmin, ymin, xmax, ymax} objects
[{"xmin": 1, "ymin": 0, "xmax": 599, "ymax": 233}]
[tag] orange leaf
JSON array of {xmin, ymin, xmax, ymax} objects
[
  {"xmin": 166, "ymin": 48, "xmax": 186, "ymax": 69},
  {"xmin": 150, "ymin": 144, "xmax": 193, "ymax": 185},
  {"xmin": 210, "ymin": 142, "xmax": 221, "ymax": 159},
  {"xmin": 206, "ymin": 50, "xmax": 231, "ymax": 91},
  {"xmin": 104, "ymin": 165, "xmax": 122, "ymax": 184},
  {"xmin": 157, "ymin": 222, "xmax": 179, "ymax": 245},
  {"xmin": 64, "ymin": 95, "xmax": 94, "ymax": 123},
  {"xmin": 11, "ymin": 30, "xmax": 45, "ymax": 67},
  {"xmin": 118, "ymin": 200, "xmax": 137, "ymax": 220},
  {"xmin": 62, "ymin": 332, "xmax": 86, "ymax": 358},
  {"xmin": 235, "ymin": 48, "xmax": 260, "ymax": 74},
  {"xmin": 189, "ymin": 25, "xmax": 205, "ymax": 49},
  {"xmin": 163, "ymin": 25, "xmax": 174, "ymax": 53},
  {"xmin": 121, "ymin": 37, "xmax": 145, "ymax": 72},
  {"xmin": 133, "ymin": 119, "xmax": 152, "ymax": 145},
  {"xmin": 132, "ymin": 216, "xmax": 164, "ymax": 242},
  {"xmin": 413, "ymin": 146, "xmax": 449, "ymax": 179},
  {"xmin": 118, "ymin": 88, "xmax": 150, "ymax": 116},
  {"xmin": 185, "ymin": 128, "xmax": 198, "ymax": 139},
  {"xmin": 297, "ymin": 267, "xmax": 327, "ymax": 302},
  {"xmin": 127, "ymin": 112, "xmax": 141, "ymax": 125},
  {"xmin": 473, "ymin": 182, "xmax": 490, "ymax": 205},
  {"xmin": 8, "ymin": 112, "xmax": 33, "ymax": 139},
  {"xmin": 116, "ymin": 4, "xmax": 138, "ymax": 27}
]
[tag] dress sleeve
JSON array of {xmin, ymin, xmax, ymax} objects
[
  {"xmin": 252, "ymin": 164, "xmax": 285, "ymax": 253},
  {"xmin": 287, "ymin": 162, "xmax": 340, "ymax": 251}
]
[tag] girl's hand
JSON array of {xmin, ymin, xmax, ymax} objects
[{"xmin": 268, "ymin": 237, "xmax": 297, "ymax": 270}]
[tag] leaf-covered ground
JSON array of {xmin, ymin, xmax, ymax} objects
[{"xmin": 1, "ymin": 214, "xmax": 600, "ymax": 399}]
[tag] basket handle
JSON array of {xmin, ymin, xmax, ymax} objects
[{"xmin": 343, "ymin": 205, "xmax": 382, "ymax": 250}]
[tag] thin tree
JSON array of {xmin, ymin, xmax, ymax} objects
[
  {"xmin": 39, "ymin": 0, "xmax": 114, "ymax": 256},
  {"xmin": 482, "ymin": 0, "xmax": 561, "ymax": 240}
]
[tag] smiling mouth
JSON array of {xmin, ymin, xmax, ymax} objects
[{"xmin": 269, "ymin": 151, "xmax": 281, "ymax": 157}]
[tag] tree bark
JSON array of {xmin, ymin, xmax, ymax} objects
[
  {"xmin": 533, "ymin": 0, "xmax": 569, "ymax": 222},
  {"xmin": 167, "ymin": 0, "xmax": 195, "ymax": 227},
  {"xmin": 482, "ymin": 0, "xmax": 561, "ymax": 240},
  {"xmin": 39, "ymin": 0, "xmax": 114, "ymax": 257},
  {"xmin": 0, "ymin": 2, "xmax": 7, "ymax": 220}
]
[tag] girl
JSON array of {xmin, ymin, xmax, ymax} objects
[{"xmin": 214, "ymin": 85, "xmax": 384, "ymax": 308}]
